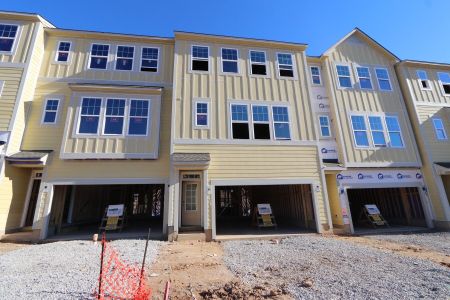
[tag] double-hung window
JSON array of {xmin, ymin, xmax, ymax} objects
[
  {"xmin": 116, "ymin": 46, "xmax": 134, "ymax": 71},
  {"xmin": 351, "ymin": 115, "xmax": 369, "ymax": 147},
  {"xmin": 89, "ymin": 44, "xmax": 109, "ymax": 69},
  {"xmin": 195, "ymin": 102, "xmax": 209, "ymax": 127},
  {"xmin": 42, "ymin": 99, "xmax": 60, "ymax": 124},
  {"xmin": 0, "ymin": 24, "xmax": 18, "ymax": 52},
  {"xmin": 336, "ymin": 65, "xmax": 352, "ymax": 88},
  {"xmin": 191, "ymin": 46, "xmax": 209, "ymax": 72},
  {"xmin": 231, "ymin": 104, "xmax": 249, "ymax": 139},
  {"xmin": 432, "ymin": 118, "xmax": 448, "ymax": 140},
  {"xmin": 221, "ymin": 48, "xmax": 238, "ymax": 73},
  {"xmin": 437, "ymin": 72, "xmax": 450, "ymax": 95},
  {"xmin": 55, "ymin": 41, "xmax": 71, "ymax": 62},
  {"xmin": 375, "ymin": 68, "xmax": 392, "ymax": 91},
  {"xmin": 272, "ymin": 106, "xmax": 290, "ymax": 140},
  {"xmin": 368, "ymin": 116, "xmax": 386, "ymax": 147},
  {"xmin": 128, "ymin": 100, "xmax": 150, "ymax": 136},
  {"xmin": 385, "ymin": 116, "xmax": 403, "ymax": 147},
  {"xmin": 141, "ymin": 47, "xmax": 159, "ymax": 72},
  {"xmin": 356, "ymin": 66, "xmax": 372, "ymax": 89},
  {"xmin": 277, "ymin": 53, "xmax": 294, "ymax": 78},
  {"xmin": 78, "ymin": 98, "xmax": 102, "ymax": 134},
  {"xmin": 250, "ymin": 50, "xmax": 267, "ymax": 75},
  {"xmin": 252, "ymin": 105, "xmax": 270, "ymax": 139},
  {"xmin": 417, "ymin": 70, "xmax": 431, "ymax": 90},
  {"xmin": 104, "ymin": 99, "xmax": 126, "ymax": 135},
  {"xmin": 319, "ymin": 115, "xmax": 331, "ymax": 137},
  {"xmin": 310, "ymin": 66, "xmax": 321, "ymax": 85}
]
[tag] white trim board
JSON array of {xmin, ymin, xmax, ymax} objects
[{"xmin": 48, "ymin": 178, "xmax": 168, "ymax": 185}]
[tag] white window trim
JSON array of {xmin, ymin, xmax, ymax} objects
[
  {"xmin": 230, "ymin": 103, "xmax": 251, "ymax": 139},
  {"xmin": 220, "ymin": 47, "xmax": 240, "ymax": 74},
  {"xmin": 384, "ymin": 115, "xmax": 405, "ymax": 148},
  {"xmin": 140, "ymin": 46, "xmax": 160, "ymax": 73},
  {"xmin": 416, "ymin": 70, "xmax": 432, "ymax": 91},
  {"xmin": 102, "ymin": 98, "xmax": 127, "ymax": 136},
  {"xmin": 249, "ymin": 49, "xmax": 269, "ymax": 77},
  {"xmin": 127, "ymin": 99, "xmax": 151, "ymax": 137},
  {"xmin": 276, "ymin": 52, "xmax": 296, "ymax": 79},
  {"xmin": 335, "ymin": 63, "xmax": 353, "ymax": 89},
  {"xmin": 432, "ymin": 118, "xmax": 448, "ymax": 140},
  {"xmin": 350, "ymin": 114, "xmax": 370, "ymax": 148},
  {"xmin": 190, "ymin": 45, "xmax": 210, "ymax": 73},
  {"xmin": 88, "ymin": 43, "xmax": 110, "ymax": 70},
  {"xmin": 251, "ymin": 104, "xmax": 272, "ymax": 140},
  {"xmin": 76, "ymin": 97, "xmax": 103, "ymax": 135},
  {"xmin": 193, "ymin": 99, "xmax": 210, "ymax": 129},
  {"xmin": 54, "ymin": 41, "xmax": 72, "ymax": 64},
  {"xmin": 318, "ymin": 115, "xmax": 331, "ymax": 138},
  {"xmin": 114, "ymin": 45, "xmax": 135, "ymax": 71},
  {"xmin": 354, "ymin": 65, "xmax": 373, "ymax": 90},
  {"xmin": 271, "ymin": 105, "xmax": 291, "ymax": 140},
  {"xmin": 0, "ymin": 22, "xmax": 21, "ymax": 55},
  {"xmin": 41, "ymin": 98, "xmax": 61, "ymax": 125},
  {"xmin": 309, "ymin": 65, "xmax": 322, "ymax": 86},
  {"xmin": 437, "ymin": 72, "xmax": 450, "ymax": 97},
  {"xmin": 368, "ymin": 115, "xmax": 387, "ymax": 147},
  {"xmin": 375, "ymin": 67, "xmax": 393, "ymax": 92},
  {"xmin": 0, "ymin": 80, "xmax": 4, "ymax": 97}
]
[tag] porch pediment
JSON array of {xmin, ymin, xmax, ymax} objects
[
  {"xmin": 6, "ymin": 151, "xmax": 52, "ymax": 168},
  {"xmin": 171, "ymin": 153, "xmax": 210, "ymax": 170}
]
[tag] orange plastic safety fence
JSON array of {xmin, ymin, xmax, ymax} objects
[{"xmin": 94, "ymin": 240, "xmax": 152, "ymax": 300}]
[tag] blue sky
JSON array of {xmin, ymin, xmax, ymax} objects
[{"xmin": 1, "ymin": 0, "xmax": 449, "ymax": 62}]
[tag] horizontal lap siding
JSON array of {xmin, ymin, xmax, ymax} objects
[
  {"xmin": 326, "ymin": 36, "xmax": 420, "ymax": 165},
  {"xmin": 174, "ymin": 144, "xmax": 328, "ymax": 224},
  {"xmin": 0, "ymin": 68, "xmax": 22, "ymax": 130}
]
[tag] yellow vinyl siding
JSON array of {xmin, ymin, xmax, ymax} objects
[
  {"xmin": 173, "ymin": 144, "xmax": 328, "ymax": 225},
  {"xmin": 0, "ymin": 68, "xmax": 22, "ymax": 130},
  {"xmin": 324, "ymin": 34, "xmax": 420, "ymax": 165},
  {"xmin": 173, "ymin": 40, "xmax": 316, "ymax": 141},
  {"xmin": 0, "ymin": 20, "xmax": 36, "ymax": 64},
  {"xmin": 0, "ymin": 166, "xmax": 31, "ymax": 233},
  {"xmin": 416, "ymin": 106, "xmax": 450, "ymax": 162},
  {"xmin": 40, "ymin": 35, "xmax": 174, "ymax": 84},
  {"xmin": 7, "ymin": 23, "xmax": 45, "ymax": 154},
  {"xmin": 403, "ymin": 66, "xmax": 450, "ymax": 106}
]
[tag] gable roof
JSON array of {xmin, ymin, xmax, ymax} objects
[{"xmin": 322, "ymin": 27, "xmax": 399, "ymax": 61}]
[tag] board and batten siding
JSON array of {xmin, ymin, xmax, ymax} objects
[
  {"xmin": 40, "ymin": 34, "xmax": 174, "ymax": 84},
  {"xmin": 416, "ymin": 106, "xmax": 450, "ymax": 162},
  {"xmin": 173, "ymin": 144, "xmax": 328, "ymax": 226},
  {"xmin": 324, "ymin": 35, "xmax": 420, "ymax": 165},
  {"xmin": 402, "ymin": 66, "xmax": 450, "ymax": 106},
  {"xmin": 0, "ymin": 19, "xmax": 37, "ymax": 64},
  {"xmin": 173, "ymin": 39, "xmax": 316, "ymax": 142}
]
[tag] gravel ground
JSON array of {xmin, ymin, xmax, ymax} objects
[
  {"xmin": 365, "ymin": 231, "xmax": 450, "ymax": 255},
  {"xmin": 223, "ymin": 235, "xmax": 450, "ymax": 300},
  {"xmin": 0, "ymin": 239, "xmax": 161, "ymax": 300}
]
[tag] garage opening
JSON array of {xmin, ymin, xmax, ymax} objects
[
  {"xmin": 47, "ymin": 184, "xmax": 164, "ymax": 239},
  {"xmin": 215, "ymin": 184, "xmax": 316, "ymax": 235},
  {"xmin": 347, "ymin": 187, "xmax": 426, "ymax": 229}
]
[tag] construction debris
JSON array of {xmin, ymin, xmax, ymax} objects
[{"xmin": 199, "ymin": 281, "xmax": 289, "ymax": 299}]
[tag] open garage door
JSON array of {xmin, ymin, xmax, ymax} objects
[
  {"xmin": 47, "ymin": 184, "xmax": 164, "ymax": 239},
  {"xmin": 215, "ymin": 184, "xmax": 316, "ymax": 236},
  {"xmin": 347, "ymin": 187, "xmax": 426, "ymax": 229}
]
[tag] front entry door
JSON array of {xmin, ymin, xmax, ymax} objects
[
  {"xmin": 181, "ymin": 181, "xmax": 201, "ymax": 226},
  {"xmin": 25, "ymin": 178, "xmax": 41, "ymax": 227}
]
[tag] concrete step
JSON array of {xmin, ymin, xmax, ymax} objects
[{"xmin": 177, "ymin": 232, "xmax": 206, "ymax": 241}]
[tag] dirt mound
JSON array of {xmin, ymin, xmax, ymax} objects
[{"xmin": 199, "ymin": 281, "xmax": 290, "ymax": 299}]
